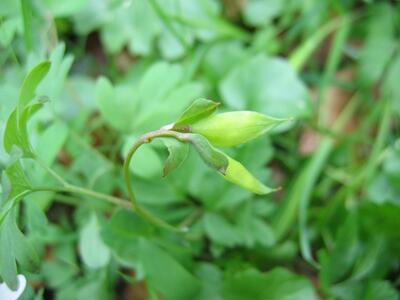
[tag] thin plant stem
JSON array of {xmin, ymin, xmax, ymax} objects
[
  {"xmin": 35, "ymin": 157, "xmax": 69, "ymax": 187},
  {"xmin": 32, "ymin": 186, "xmax": 132, "ymax": 209},
  {"xmin": 123, "ymin": 129, "xmax": 190, "ymax": 232},
  {"xmin": 34, "ymin": 156, "xmax": 131, "ymax": 209},
  {"xmin": 0, "ymin": 185, "xmax": 132, "ymax": 227}
]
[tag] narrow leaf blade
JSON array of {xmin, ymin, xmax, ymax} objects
[{"xmin": 18, "ymin": 61, "xmax": 50, "ymax": 110}]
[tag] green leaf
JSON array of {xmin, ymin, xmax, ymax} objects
[
  {"xmin": 236, "ymin": 202, "xmax": 275, "ymax": 247},
  {"xmin": 330, "ymin": 279, "xmax": 399, "ymax": 300},
  {"xmin": 42, "ymin": 259, "xmax": 78, "ymax": 289},
  {"xmin": 138, "ymin": 239, "xmax": 201, "ymax": 300},
  {"xmin": 0, "ymin": 0, "xmax": 19, "ymax": 17},
  {"xmin": 101, "ymin": 209, "xmax": 153, "ymax": 266},
  {"xmin": 134, "ymin": 62, "xmax": 203, "ymax": 131},
  {"xmin": 0, "ymin": 211, "xmax": 39, "ymax": 290},
  {"xmin": 4, "ymin": 160, "xmax": 30, "ymax": 199},
  {"xmin": 27, "ymin": 120, "xmax": 69, "ymax": 208},
  {"xmin": 10, "ymin": 216, "xmax": 40, "ymax": 272},
  {"xmin": 95, "ymin": 77, "xmax": 138, "ymax": 132},
  {"xmin": 0, "ymin": 17, "xmax": 20, "ymax": 47},
  {"xmin": 242, "ymin": 0, "xmax": 283, "ymax": 27},
  {"xmin": 0, "ymin": 158, "xmax": 31, "ymax": 226},
  {"xmin": 79, "ymin": 214, "xmax": 111, "ymax": 269},
  {"xmin": 100, "ymin": 0, "xmax": 160, "ymax": 55},
  {"xmin": 32, "ymin": 120, "xmax": 69, "ymax": 183},
  {"xmin": 222, "ymin": 268, "xmax": 316, "ymax": 300},
  {"xmin": 319, "ymin": 213, "xmax": 359, "ymax": 290},
  {"xmin": 364, "ymin": 280, "xmax": 398, "ymax": 300},
  {"xmin": 185, "ymin": 133, "xmax": 228, "ymax": 174},
  {"xmin": 37, "ymin": 43, "xmax": 74, "ymax": 102},
  {"xmin": 194, "ymin": 263, "xmax": 224, "ymax": 300},
  {"xmin": 220, "ymin": 54, "xmax": 310, "ymax": 127},
  {"xmin": 103, "ymin": 209, "xmax": 153, "ymax": 240},
  {"xmin": 37, "ymin": 121, "xmax": 69, "ymax": 165},
  {"xmin": 0, "ymin": 215, "xmax": 18, "ymax": 290},
  {"xmin": 4, "ymin": 102, "xmax": 44, "ymax": 157},
  {"xmin": 72, "ymin": 0, "xmax": 108, "ymax": 34},
  {"xmin": 360, "ymin": 202, "xmax": 400, "ymax": 240},
  {"xmin": 102, "ymin": 209, "xmax": 200, "ymax": 300},
  {"xmin": 203, "ymin": 41, "xmax": 248, "ymax": 81},
  {"xmin": 383, "ymin": 53, "xmax": 400, "ymax": 115},
  {"xmin": 25, "ymin": 201, "xmax": 48, "ymax": 236},
  {"xmin": 122, "ymin": 136, "xmax": 163, "ymax": 179},
  {"xmin": 95, "ymin": 0, "xmax": 222, "ymax": 59},
  {"xmin": 161, "ymin": 139, "xmax": 189, "ymax": 177},
  {"xmin": 138, "ymin": 62, "xmax": 183, "ymax": 112},
  {"xmin": 18, "ymin": 61, "xmax": 50, "ymax": 112},
  {"xmin": 358, "ymin": 4, "xmax": 396, "ymax": 86},
  {"xmin": 42, "ymin": 0, "xmax": 88, "ymax": 17},
  {"xmin": 174, "ymin": 98, "xmax": 219, "ymax": 126},
  {"xmin": 203, "ymin": 212, "xmax": 239, "ymax": 247}
]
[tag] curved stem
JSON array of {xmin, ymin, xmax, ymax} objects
[{"xmin": 123, "ymin": 129, "xmax": 189, "ymax": 232}]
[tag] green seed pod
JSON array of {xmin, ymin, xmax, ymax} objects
[
  {"xmin": 222, "ymin": 155, "xmax": 275, "ymax": 195},
  {"xmin": 191, "ymin": 111, "xmax": 287, "ymax": 147}
]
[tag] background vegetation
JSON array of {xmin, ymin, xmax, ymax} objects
[{"xmin": 0, "ymin": 0, "xmax": 399, "ymax": 299}]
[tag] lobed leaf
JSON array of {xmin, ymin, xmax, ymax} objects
[
  {"xmin": 0, "ymin": 211, "xmax": 39, "ymax": 290},
  {"xmin": 4, "ymin": 161, "xmax": 30, "ymax": 197},
  {"xmin": 4, "ymin": 102, "xmax": 44, "ymax": 157},
  {"xmin": 222, "ymin": 268, "xmax": 316, "ymax": 300},
  {"xmin": 79, "ymin": 214, "xmax": 111, "ymax": 269},
  {"xmin": 0, "ymin": 216, "xmax": 18, "ymax": 290}
]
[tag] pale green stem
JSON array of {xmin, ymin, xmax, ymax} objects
[
  {"xmin": 32, "ymin": 186, "xmax": 132, "ymax": 209},
  {"xmin": 123, "ymin": 129, "xmax": 190, "ymax": 232},
  {"xmin": 34, "ymin": 157, "xmax": 132, "ymax": 209},
  {"xmin": 35, "ymin": 157, "xmax": 69, "ymax": 187},
  {"xmin": 0, "ymin": 185, "xmax": 132, "ymax": 227}
]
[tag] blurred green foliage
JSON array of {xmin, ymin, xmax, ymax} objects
[{"xmin": 0, "ymin": 0, "xmax": 400, "ymax": 299}]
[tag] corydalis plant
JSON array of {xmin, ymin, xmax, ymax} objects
[
  {"xmin": 123, "ymin": 98, "xmax": 290, "ymax": 231},
  {"xmin": 0, "ymin": 61, "xmax": 290, "ymax": 241},
  {"xmin": 0, "ymin": 62, "xmax": 289, "ymax": 289}
]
